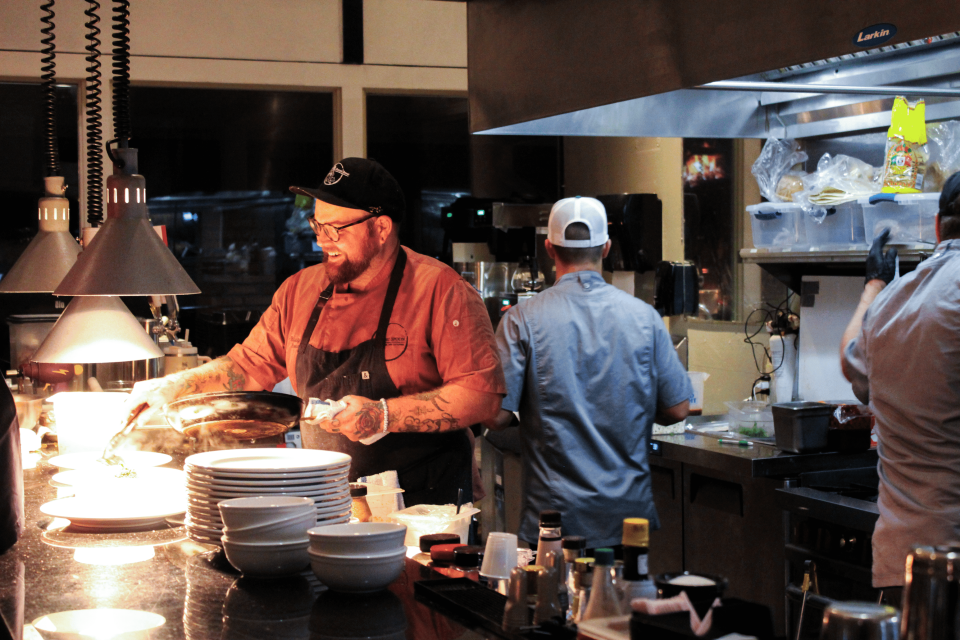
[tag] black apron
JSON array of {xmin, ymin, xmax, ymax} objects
[{"xmin": 295, "ymin": 249, "xmax": 472, "ymax": 507}]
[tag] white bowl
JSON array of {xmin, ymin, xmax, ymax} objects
[
  {"xmin": 218, "ymin": 496, "xmax": 315, "ymax": 529},
  {"xmin": 222, "ymin": 538, "xmax": 310, "ymax": 576},
  {"xmin": 223, "ymin": 510, "xmax": 316, "ymax": 543},
  {"xmin": 308, "ymin": 547, "xmax": 406, "ymax": 593},
  {"xmin": 307, "ymin": 522, "xmax": 407, "ymax": 557}
]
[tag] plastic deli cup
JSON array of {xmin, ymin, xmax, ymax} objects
[{"xmin": 480, "ymin": 532, "xmax": 519, "ymax": 579}]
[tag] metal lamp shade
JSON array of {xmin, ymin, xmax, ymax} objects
[
  {"xmin": 31, "ymin": 296, "xmax": 163, "ymax": 364},
  {"xmin": 53, "ymin": 147, "xmax": 200, "ymax": 297},
  {"xmin": 0, "ymin": 230, "xmax": 80, "ymax": 293},
  {"xmin": 0, "ymin": 177, "xmax": 80, "ymax": 293}
]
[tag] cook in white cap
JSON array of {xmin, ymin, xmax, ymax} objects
[{"xmin": 485, "ymin": 196, "xmax": 692, "ymax": 549}]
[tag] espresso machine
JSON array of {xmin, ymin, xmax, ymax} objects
[{"xmin": 441, "ymin": 197, "xmax": 549, "ymax": 328}]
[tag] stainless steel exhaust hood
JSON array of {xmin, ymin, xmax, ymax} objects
[{"xmin": 468, "ymin": 1, "xmax": 960, "ymax": 139}]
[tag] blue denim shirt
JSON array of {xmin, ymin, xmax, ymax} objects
[
  {"xmin": 496, "ymin": 270, "xmax": 692, "ymax": 547},
  {"xmin": 844, "ymin": 240, "xmax": 960, "ymax": 587}
]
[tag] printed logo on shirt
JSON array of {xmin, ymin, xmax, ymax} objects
[
  {"xmin": 324, "ymin": 163, "xmax": 350, "ymax": 185},
  {"xmin": 384, "ymin": 322, "xmax": 408, "ymax": 361}
]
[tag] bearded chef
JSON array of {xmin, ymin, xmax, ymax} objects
[{"xmin": 129, "ymin": 158, "xmax": 505, "ymax": 506}]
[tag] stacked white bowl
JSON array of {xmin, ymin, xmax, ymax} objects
[
  {"xmin": 219, "ymin": 496, "xmax": 315, "ymax": 576},
  {"xmin": 307, "ymin": 522, "xmax": 408, "ymax": 593}
]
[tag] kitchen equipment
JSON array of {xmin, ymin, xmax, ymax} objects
[
  {"xmin": 820, "ymin": 602, "xmax": 899, "ymax": 640},
  {"xmin": 219, "ymin": 495, "xmax": 316, "ymax": 538},
  {"xmin": 389, "ymin": 503, "xmax": 480, "ymax": 547},
  {"xmin": 655, "ymin": 261, "xmax": 699, "ymax": 317},
  {"xmin": 32, "ymin": 609, "xmax": 166, "ymax": 640},
  {"xmin": 163, "ymin": 391, "xmax": 303, "ymax": 440},
  {"xmin": 725, "ymin": 400, "xmax": 775, "ymax": 437},
  {"xmin": 222, "ymin": 537, "xmax": 311, "ymax": 576},
  {"xmin": 307, "ymin": 522, "xmax": 407, "ymax": 556},
  {"xmin": 654, "ymin": 572, "xmax": 728, "ymax": 618},
  {"xmin": 859, "ymin": 193, "xmax": 940, "ymax": 247},
  {"xmin": 803, "ymin": 201, "xmax": 867, "ymax": 249},
  {"xmin": 900, "ymin": 545, "xmax": 960, "ymax": 640},
  {"xmin": 39, "ymin": 495, "xmax": 186, "ymax": 531},
  {"xmin": 49, "ymin": 392, "xmax": 129, "ymax": 457},
  {"xmin": 773, "ymin": 402, "xmax": 837, "ymax": 454},
  {"xmin": 162, "ymin": 340, "xmax": 212, "ymax": 376},
  {"xmin": 747, "ymin": 203, "xmax": 807, "ymax": 249},
  {"xmin": 307, "ymin": 546, "xmax": 406, "ymax": 593},
  {"xmin": 7, "ymin": 314, "xmax": 60, "ymax": 370},
  {"xmin": 183, "ymin": 448, "xmax": 351, "ymax": 545},
  {"xmin": 686, "ymin": 372, "xmax": 709, "ymax": 416}
]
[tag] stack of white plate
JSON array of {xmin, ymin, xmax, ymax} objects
[{"xmin": 183, "ymin": 448, "xmax": 352, "ymax": 545}]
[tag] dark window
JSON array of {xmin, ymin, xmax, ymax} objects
[{"xmin": 127, "ymin": 87, "xmax": 334, "ymax": 331}]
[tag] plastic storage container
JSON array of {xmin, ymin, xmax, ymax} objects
[
  {"xmin": 802, "ymin": 201, "xmax": 867, "ymax": 249},
  {"xmin": 389, "ymin": 503, "xmax": 480, "ymax": 547},
  {"xmin": 772, "ymin": 401, "xmax": 837, "ymax": 453},
  {"xmin": 858, "ymin": 193, "xmax": 940, "ymax": 246},
  {"xmin": 724, "ymin": 400, "xmax": 774, "ymax": 438},
  {"xmin": 747, "ymin": 203, "xmax": 807, "ymax": 249}
]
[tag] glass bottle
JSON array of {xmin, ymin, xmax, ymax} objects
[
  {"xmin": 572, "ymin": 557, "xmax": 594, "ymax": 624},
  {"xmin": 535, "ymin": 510, "xmax": 563, "ymax": 566},
  {"xmin": 582, "ymin": 548, "xmax": 623, "ymax": 620},
  {"xmin": 620, "ymin": 518, "xmax": 658, "ymax": 607}
]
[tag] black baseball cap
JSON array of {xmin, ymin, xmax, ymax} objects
[{"xmin": 290, "ymin": 157, "xmax": 406, "ymax": 222}]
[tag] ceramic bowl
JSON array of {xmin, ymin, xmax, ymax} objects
[
  {"xmin": 222, "ymin": 510, "xmax": 316, "ymax": 543},
  {"xmin": 308, "ymin": 547, "xmax": 406, "ymax": 593},
  {"xmin": 222, "ymin": 538, "xmax": 311, "ymax": 576},
  {"xmin": 307, "ymin": 522, "xmax": 407, "ymax": 557},
  {"xmin": 218, "ymin": 496, "xmax": 315, "ymax": 530}
]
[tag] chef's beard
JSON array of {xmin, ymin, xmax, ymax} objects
[{"xmin": 324, "ymin": 224, "xmax": 381, "ymax": 285}]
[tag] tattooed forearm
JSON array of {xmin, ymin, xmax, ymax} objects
[
  {"xmin": 379, "ymin": 385, "xmax": 499, "ymax": 435},
  {"xmin": 396, "ymin": 414, "xmax": 460, "ymax": 433},
  {"xmin": 354, "ymin": 402, "xmax": 384, "ymax": 439},
  {"xmin": 173, "ymin": 356, "xmax": 249, "ymax": 396}
]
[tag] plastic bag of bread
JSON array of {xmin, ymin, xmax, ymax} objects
[
  {"xmin": 924, "ymin": 120, "xmax": 960, "ymax": 193},
  {"xmin": 775, "ymin": 171, "xmax": 806, "ymax": 202},
  {"xmin": 751, "ymin": 137, "xmax": 808, "ymax": 203}
]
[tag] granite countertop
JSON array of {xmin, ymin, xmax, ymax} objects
[{"xmin": 0, "ymin": 458, "xmax": 494, "ymax": 640}]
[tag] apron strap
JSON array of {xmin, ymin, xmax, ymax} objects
[
  {"xmin": 374, "ymin": 249, "xmax": 408, "ymax": 350},
  {"xmin": 300, "ymin": 283, "xmax": 335, "ymax": 347}
]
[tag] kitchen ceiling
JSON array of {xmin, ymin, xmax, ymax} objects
[{"xmin": 468, "ymin": 1, "xmax": 960, "ymax": 139}]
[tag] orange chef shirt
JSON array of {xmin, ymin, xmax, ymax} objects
[{"xmin": 227, "ymin": 246, "xmax": 506, "ymax": 399}]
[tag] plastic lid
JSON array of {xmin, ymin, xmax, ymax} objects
[
  {"xmin": 539, "ymin": 510, "xmax": 562, "ymax": 527},
  {"xmin": 594, "ymin": 548, "xmax": 615, "ymax": 565},
  {"xmin": 453, "ymin": 545, "xmax": 485, "ymax": 568},
  {"xmin": 419, "ymin": 533, "xmax": 460, "ymax": 552},
  {"xmin": 622, "ymin": 518, "xmax": 649, "ymax": 547},
  {"xmin": 562, "ymin": 535, "xmax": 587, "ymax": 550},
  {"xmin": 858, "ymin": 192, "xmax": 940, "ymax": 204},
  {"xmin": 574, "ymin": 557, "xmax": 594, "ymax": 573},
  {"xmin": 746, "ymin": 202, "xmax": 804, "ymax": 212},
  {"xmin": 349, "ymin": 483, "xmax": 368, "ymax": 498}
]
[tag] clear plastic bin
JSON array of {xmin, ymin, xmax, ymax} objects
[
  {"xmin": 747, "ymin": 203, "xmax": 807, "ymax": 249},
  {"xmin": 858, "ymin": 193, "xmax": 940, "ymax": 247},
  {"xmin": 803, "ymin": 201, "xmax": 867, "ymax": 249}
]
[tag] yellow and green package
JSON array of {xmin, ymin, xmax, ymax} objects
[{"xmin": 882, "ymin": 97, "xmax": 927, "ymax": 193}]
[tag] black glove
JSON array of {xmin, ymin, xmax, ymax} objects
[{"xmin": 865, "ymin": 228, "xmax": 897, "ymax": 285}]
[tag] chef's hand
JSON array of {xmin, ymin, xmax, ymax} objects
[
  {"xmin": 317, "ymin": 395, "xmax": 383, "ymax": 442},
  {"xmin": 126, "ymin": 376, "xmax": 184, "ymax": 427},
  {"xmin": 865, "ymin": 228, "xmax": 897, "ymax": 285}
]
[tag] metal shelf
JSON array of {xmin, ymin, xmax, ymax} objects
[{"xmin": 739, "ymin": 247, "xmax": 935, "ymax": 291}]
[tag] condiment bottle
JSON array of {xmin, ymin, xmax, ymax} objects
[
  {"xmin": 350, "ymin": 483, "xmax": 372, "ymax": 522},
  {"xmin": 452, "ymin": 545, "xmax": 485, "ymax": 582},
  {"xmin": 535, "ymin": 510, "xmax": 562, "ymax": 566},
  {"xmin": 620, "ymin": 518, "xmax": 657, "ymax": 606},
  {"xmin": 582, "ymin": 548, "xmax": 623, "ymax": 621},
  {"xmin": 541, "ymin": 549, "xmax": 568, "ymax": 618},
  {"xmin": 502, "ymin": 566, "xmax": 529, "ymax": 632},
  {"xmin": 571, "ymin": 557, "xmax": 594, "ymax": 624},
  {"xmin": 524, "ymin": 565, "xmax": 544, "ymax": 605},
  {"xmin": 562, "ymin": 535, "xmax": 586, "ymax": 614},
  {"xmin": 533, "ymin": 565, "xmax": 562, "ymax": 624}
]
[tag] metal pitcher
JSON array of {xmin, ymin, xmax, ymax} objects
[
  {"xmin": 901, "ymin": 545, "xmax": 960, "ymax": 640},
  {"xmin": 820, "ymin": 602, "xmax": 899, "ymax": 640}
]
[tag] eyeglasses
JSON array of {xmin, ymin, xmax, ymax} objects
[{"xmin": 309, "ymin": 213, "xmax": 378, "ymax": 241}]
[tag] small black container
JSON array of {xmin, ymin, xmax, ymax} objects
[
  {"xmin": 654, "ymin": 572, "xmax": 728, "ymax": 618},
  {"xmin": 772, "ymin": 402, "xmax": 836, "ymax": 453}
]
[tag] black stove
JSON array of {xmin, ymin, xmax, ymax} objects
[{"xmin": 777, "ymin": 466, "xmax": 881, "ymax": 640}]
